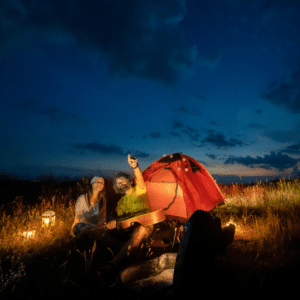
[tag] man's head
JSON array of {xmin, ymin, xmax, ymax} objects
[{"xmin": 113, "ymin": 172, "xmax": 134, "ymax": 194}]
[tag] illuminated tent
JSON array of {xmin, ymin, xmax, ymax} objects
[{"xmin": 142, "ymin": 153, "xmax": 225, "ymax": 222}]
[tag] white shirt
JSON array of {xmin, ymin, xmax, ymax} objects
[{"xmin": 75, "ymin": 194, "xmax": 106, "ymax": 226}]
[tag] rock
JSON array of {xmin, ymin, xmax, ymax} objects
[{"xmin": 119, "ymin": 252, "xmax": 177, "ymax": 294}]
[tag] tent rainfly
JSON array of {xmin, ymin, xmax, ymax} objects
[{"xmin": 142, "ymin": 153, "xmax": 225, "ymax": 222}]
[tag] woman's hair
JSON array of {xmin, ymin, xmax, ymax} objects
[{"xmin": 113, "ymin": 171, "xmax": 134, "ymax": 194}]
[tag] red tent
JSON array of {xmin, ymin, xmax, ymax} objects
[{"xmin": 142, "ymin": 153, "xmax": 224, "ymax": 221}]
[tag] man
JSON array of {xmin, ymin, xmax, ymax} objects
[
  {"xmin": 99, "ymin": 154, "xmax": 154, "ymax": 283},
  {"xmin": 114, "ymin": 155, "xmax": 152, "ymax": 219}
]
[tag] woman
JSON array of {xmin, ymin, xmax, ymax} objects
[{"xmin": 72, "ymin": 176, "xmax": 107, "ymax": 237}]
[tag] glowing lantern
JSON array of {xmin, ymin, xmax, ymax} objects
[
  {"xmin": 22, "ymin": 230, "xmax": 36, "ymax": 239},
  {"xmin": 42, "ymin": 211, "xmax": 56, "ymax": 227},
  {"xmin": 226, "ymin": 220, "xmax": 237, "ymax": 228}
]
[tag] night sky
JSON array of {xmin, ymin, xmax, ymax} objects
[{"xmin": 1, "ymin": 0, "xmax": 300, "ymax": 184}]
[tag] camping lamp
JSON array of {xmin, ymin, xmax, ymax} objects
[
  {"xmin": 221, "ymin": 221, "xmax": 236, "ymax": 246},
  {"xmin": 42, "ymin": 211, "xmax": 56, "ymax": 227},
  {"xmin": 21, "ymin": 230, "xmax": 36, "ymax": 240},
  {"xmin": 226, "ymin": 220, "xmax": 237, "ymax": 228}
]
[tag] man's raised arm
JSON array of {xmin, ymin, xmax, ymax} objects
[{"xmin": 127, "ymin": 154, "xmax": 146, "ymax": 189}]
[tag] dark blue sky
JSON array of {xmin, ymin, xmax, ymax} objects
[{"xmin": 1, "ymin": 0, "xmax": 300, "ymax": 184}]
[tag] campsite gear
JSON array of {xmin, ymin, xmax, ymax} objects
[
  {"xmin": 173, "ymin": 210, "xmax": 233, "ymax": 293},
  {"xmin": 119, "ymin": 252, "xmax": 177, "ymax": 294},
  {"xmin": 117, "ymin": 209, "xmax": 166, "ymax": 230},
  {"xmin": 221, "ymin": 223, "xmax": 236, "ymax": 249},
  {"xmin": 143, "ymin": 153, "xmax": 225, "ymax": 221}
]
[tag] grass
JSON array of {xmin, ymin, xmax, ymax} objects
[
  {"xmin": 0, "ymin": 177, "xmax": 300, "ymax": 299},
  {"xmin": 209, "ymin": 179, "xmax": 300, "ymax": 296},
  {"xmin": 0, "ymin": 197, "xmax": 74, "ymax": 257},
  {"xmin": 216, "ymin": 179, "xmax": 300, "ymax": 252}
]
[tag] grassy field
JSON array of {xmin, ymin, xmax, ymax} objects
[{"xmin": 0, "ymin": 177, "xmax": 300, "ymax": 299}]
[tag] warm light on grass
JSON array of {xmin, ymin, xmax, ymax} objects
[
  {"xmin": 216, "ymin": 179, "xmax": 300, "ymax": 252},
  {"xmin": 219, "ymin": 179, "xmax": 300, "ymax": 210},
  {"xmin": 1, "ymin": 177, "xmax": 300, "ymax": 268},
  {"xmin": 0, "ymin": 196, "xmax": 75, "ymax": 257}
]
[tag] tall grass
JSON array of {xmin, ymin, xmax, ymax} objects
[
  {"xmin": 1, "ymin": 178, "xmax": 299, "ymax": 259},
  {"xmin": 0, "ymin": 178, "xmax": 93, "ymax": 259},
  {"xmin": 216, "ymin": 179, "xmax": 300, "ymax": 266},
  {"xmin": 0, "ymin": 177, "xmax": 300, "ymax": 298},
  {"xmin": 0, "ymin": 196, "xmax": 74, "ymax": 258},
  {"xmin": 220, "ymin": 179, "xmax": 300, "ymax": 210}
]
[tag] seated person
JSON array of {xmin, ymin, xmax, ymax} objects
[
  {"xmin": 99, "ymin": 155, "xmax": 154, "ymax": 282},
  {"xmin": 72, "ymin": 176, "xmax": 108, "ymax": 237}
]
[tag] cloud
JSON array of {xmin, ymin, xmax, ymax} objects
[
  {"xmin": 206, "ymin": 154, "xmax": 216, "ymax": 160},
  {"xmin": 292, "ymin": 161, "xmax": 300, "ymax": 178},
  {"xmin": 260, "ymin": 64, "xmax": 300, "ymax": 113},
  {"xmin": 0, "ymin": 0, "xmax": 198, "ymax": 86},
  {"xmin": 264, "ymin": 129, "xmax": 300, "ymax": 143},
  {"xmin": 42, "ymin": 105, "xmax": 85, "ymax": 123},
  {"xmin": 172, "ymin": 120, "xmax": 185, "ymax": 129},
  {"xmin": 18, "ymin": 99, "xmax": 40, "ymax": 113},
  {"xmin": 75, "ymin": 142, "xmax": 124, "ymax": 155},
  {"xmin": 145, "ymin": 128, "xmax": 202, "ymax": 141},
  {"xmin": 196, "ymin": 94, "xmax": 206, "ymax": 101},
  {"xmin": 18, "ymin": 99, "xmax": 86, "ymax": 124},
  {"xmin": 202, "ymin": 132, "xmax": 244, "ymax": 148},
  {"xmin": 171, "ymin": 120, "xmax": 201, "ymax": 142},
  {"xmin": 171, "ymin": 106, "xmax": 201, "ymax": 116},
  {"xmin": 130, "ymin": 150, "xmax": 150, "ymax": 158},
  {"xmin": 170, "ymin": 131, "xmax": 181, "ymax": 137},
  {"xmin": 281, "ymin": 144, "xmax": 300, "ymax": 155},
  {"xmin": 224, "ymin": 151, "xmax": 299, "ymax": 171},
  {"xmin": 143, "ymin": 131, "xmax": 162, "ymax": 139},
  {"xmin": 182, "ymin": 127, "xmax": 200, "ymax": 142},
  {"xmin": 209, "ymin": 121, "xmax": 218, "ymax": 126},
  {"xmin": 149, "ymin": 132, "xmax": 162, "ymax": 139},
  {"xmin": 74, "ymin": 141, "xmax": 150, "ymax": 157},
  {"xmin": 185, "ymin": 126, "xmax": 197, "ymax": 133},
  {"xmin": 205, "ymin": 129, "xmax": 215, "ymax": 134},
  {"xmin": 198, "ymin": 50, "xmax": 221, "ymax": 69},
  {"xmin": 248, "ymin": 123, "xmax": 266, "ymax": 129}
]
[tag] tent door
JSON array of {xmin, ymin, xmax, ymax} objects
[
  {"xmin": 146, "ymin": 177, "xmax": 187, "ymax": 220},
  {"xmin": 163, "ymin": 181, "xmax": 179, "ymax": 211}
]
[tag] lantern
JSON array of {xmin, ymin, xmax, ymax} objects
[
  {"xmin": 22, "ymin": 230, "xmax": 36, "ymax": 239},
  {"xmin": 226, "ymin": 220, "xmax": 237, "ymax": 228},
  {"xmin": 42, "ymin": 211, "xmax": 56, "ymax": 227}
]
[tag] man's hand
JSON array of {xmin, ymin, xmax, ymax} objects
[
  {"xmin": 127, "ymin": 154, "xmax": 146, "ymax": 189},
  {"xmin": 106, "ymin": 220, "xmax": 117, "ymax": 230},
  {"xmin": 128, "ymin": 154, "xmax": 138, "ymax": 168}
]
